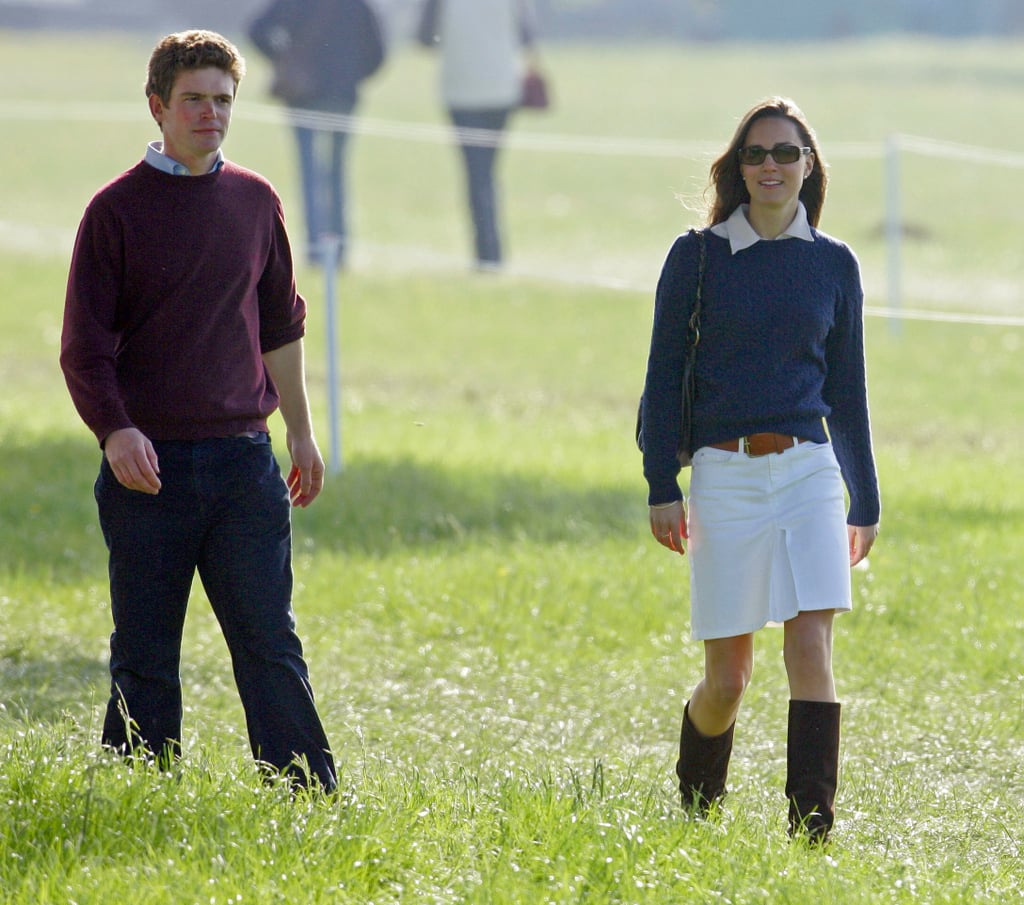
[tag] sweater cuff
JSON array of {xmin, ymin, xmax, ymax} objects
[
  {"xmin": 646, "ymin": 479, "xmax": 683, "ymax": 508},
  {"xmin": 847, "ymin": 496, "xmax": 881, "ymax": 528}
]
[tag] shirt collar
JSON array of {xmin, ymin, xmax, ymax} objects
[
  {"xmin": 145, "ymin": 141, "xmax": 225, "ymax": 176},
  {"xmin": 710, "ymin": 202, "xmax": 813, "ymax": 254}
]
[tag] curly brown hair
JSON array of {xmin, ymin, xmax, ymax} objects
[
  {"xmin": 145, "ymin": 30, "xmax": 246, "ymax": 103},
  {"xmin": 705, "ymin": 97, "xmax": 828, "ymax": 228}
]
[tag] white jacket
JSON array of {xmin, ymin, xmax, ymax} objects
[{"xmin": 439, "ymin": 0, "xmax": 526, "ymax": 109}]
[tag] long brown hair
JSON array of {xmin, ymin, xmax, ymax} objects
[{"xmin": 705, "ymin": 97, "xmax": 828, "ymax": 228}]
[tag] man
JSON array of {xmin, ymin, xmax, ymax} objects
[{"xmin": 60, "ymin": 30, "xmax": 336, "ymax": 791}]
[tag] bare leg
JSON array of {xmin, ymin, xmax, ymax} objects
[
  {"xmin": 688, "ymin": 633, "xmax": 754, "ymax": 736},
  {"xmin": 783, "ymin": 609, "xmax": 836, "ymax": 702}
]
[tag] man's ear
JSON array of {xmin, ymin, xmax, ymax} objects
[{"xmin": 148, "ymin": 93, "xmax": 164, "ymax": 129}]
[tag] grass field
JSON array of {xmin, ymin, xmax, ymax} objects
[{"xmin": 1, "ymin": 29, "xmax": 1023, "ymax": 904}]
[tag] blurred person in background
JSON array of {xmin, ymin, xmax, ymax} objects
[
  {"xmin": 249, "ymin": 0, "xmax": 386, "ymax": 267},
  {"xmin": 418, "ymin": 0, "xmax": 539, "ymax": 270},
  {"xmin": 641, "ymin": 97, "xmax": 880, "ymax": 843},
  {"xmin": 60, "ymin": 30, "xmax": 337, "ymax": 792}
]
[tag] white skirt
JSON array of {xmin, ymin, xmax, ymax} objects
[{"xmin": 686, "ymin": 441, "xmax": 852, "ymax": 641}]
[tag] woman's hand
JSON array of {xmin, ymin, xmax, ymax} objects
[
  {"xmin": 650, "ymin": 500, "xmax": 687, "ymax": 555},
  {"xmin": 848, "ymin": 523, "xmax": 879, "ymax": 567}
]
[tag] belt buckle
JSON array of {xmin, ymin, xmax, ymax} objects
[{"xmin": 741, "ymin": 434, "xmax": 780, "ymax": 457}]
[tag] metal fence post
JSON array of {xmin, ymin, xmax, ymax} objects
[{"xmin": 321, "ymin": 234, "xmax": 344, "ymax": 473}]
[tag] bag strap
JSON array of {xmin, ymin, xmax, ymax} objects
[{"xmin": 687, "ymin": 228, "xmax": 707, "ymax": 350}]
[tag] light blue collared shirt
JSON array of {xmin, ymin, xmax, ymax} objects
[
  {"xmin": 145, "ymin": 141, "xmax": 225, "ymax": 176},
  {"xmin": 710, "ymin": 202, "xmax": 814, "ymax": 255}
]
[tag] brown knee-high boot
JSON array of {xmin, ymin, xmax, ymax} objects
[
  {"xmin": 676, "ymin": 702, "xmax": 735, "ymax": 814},
  {"xmin": 785, "ymin": 699, "xmax": 841, "ymax": 843}
]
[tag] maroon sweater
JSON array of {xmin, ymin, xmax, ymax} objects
[{"xmin": 60, "ymin": 160, "xmax": 306, "ymax": 445}]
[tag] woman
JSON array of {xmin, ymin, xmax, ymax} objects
[
  {"xmin": 641, "ymin": 97, "xmax": 880, "ymax": 842},
  {"xmin": 422, "ymin": 0, "xmax": 537, "ymax": 269}
]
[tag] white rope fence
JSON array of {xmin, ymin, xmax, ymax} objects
[{"xmin": 0, "ymin": 100, "xmax": 981, "ymax": 161}]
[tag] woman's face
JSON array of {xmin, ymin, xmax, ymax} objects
[{"xmin": 739, "ymin": 116, "xmax": 814, "ymax": 217}]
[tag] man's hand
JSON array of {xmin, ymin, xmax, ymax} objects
[
  {"xmin": 285, "ymin": 433, "xmax": 325, "ymax": 508},
  {"xmin": 261, "ymin": 340, "xmax": 323, "ymax": 507},
  {"xmin": 104, "ymin": 427, "xmax": 161, "ymax": 494}
]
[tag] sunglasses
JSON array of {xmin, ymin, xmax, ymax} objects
[{"xmin": 737, "ymin": 143, "xmax": 811, "ymax": 166}]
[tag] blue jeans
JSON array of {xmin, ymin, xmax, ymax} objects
[
  {"xmin": 293, "ymin": 98, "xmax": 356, "ymax": 266},
  {"xmin": 94, "ymin": 434, "xmax": 336, "ymax": 790},
  {"xmin": 450, "ymin": 108, "xmax": 511, "ymax": 266}
]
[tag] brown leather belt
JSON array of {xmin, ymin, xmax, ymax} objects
[{"xmin": 708, "ymin": 433, "xmax": 807, "ymax": 457}]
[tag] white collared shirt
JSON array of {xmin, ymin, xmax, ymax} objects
[
  {"xmin": 710, "ymin": 202, "xmax": 814, "ymax": 255},
  {"xmin": 145, "ymin": 141, "xmax": 225, "ymax": 176}
]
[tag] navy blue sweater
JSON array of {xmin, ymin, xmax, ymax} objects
[{"xmin": 641, "ymin": 229, "xmax": 881, "ymax": 526}]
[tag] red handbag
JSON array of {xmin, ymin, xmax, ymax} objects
[{"xmin": 521, "ymin": 68, "xmax": 550, "ymax": 110}]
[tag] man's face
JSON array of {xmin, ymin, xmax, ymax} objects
[{"xmin": 148, "ymin": 66, "xmax": 235, "ymax": 174}]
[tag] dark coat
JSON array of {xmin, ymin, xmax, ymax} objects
[{"xmin": 249, "ymin": 0, "xmax": 385, "ymax": 108}]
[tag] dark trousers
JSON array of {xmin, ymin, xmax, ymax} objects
[
  {"xmin": 293, "ymin": 98, "xmax": 357, "ymax": 266},
  {"xmin": 449, "ymin": 107, "xmax": 511, "ymax": 266},
  {"xmin": 94, "ymin": 434, "xmax": 336, "ymax": 790}
]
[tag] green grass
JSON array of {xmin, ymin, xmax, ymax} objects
[{"xmin": 2, "ymin": 30, "xmax": 1023, "ymax": 904}]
